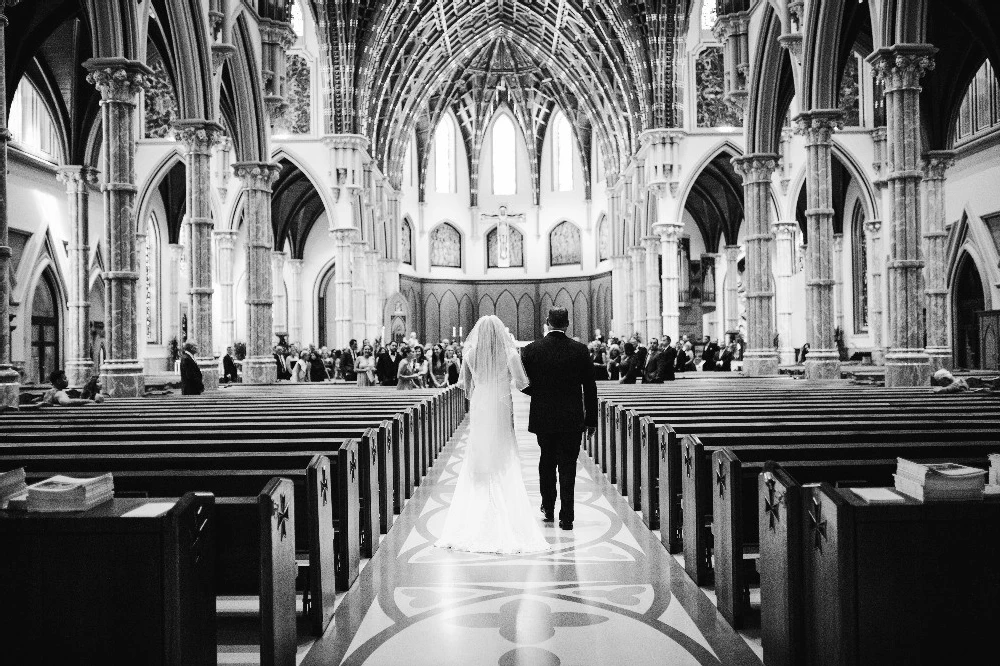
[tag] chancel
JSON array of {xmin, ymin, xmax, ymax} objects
[{"xmin": 1, "ymin": 1, "xmax": 1000, "ymax": 665}]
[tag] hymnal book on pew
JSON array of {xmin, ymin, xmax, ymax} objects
[
  {"xmin": 894, "ymin": 459, "xmax": 986, "ymax": 502},
  {"xmin": 25, "ymin": 474, "xmax": 114, "ymax": 512},
  {"xmin": 0, "ymin": 468, "xmax": 28, "ymax": 509},
  {"xmin": 850, "ymin": 488, "xmax": 906, "ymax": 503}
]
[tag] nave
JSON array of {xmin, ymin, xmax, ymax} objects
[{"xmin": 303, "ymin": 392, "xmax": 760, "ymax": 666}]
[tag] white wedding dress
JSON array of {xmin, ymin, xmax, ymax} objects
[{"xmin": 436, "ymin": 315, "xmax": 551, "ymax": 554}]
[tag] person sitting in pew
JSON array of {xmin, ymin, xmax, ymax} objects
[
  {"xmin": 930, "ymin": 368, "xmax": 998, "ymax": 393},
  {"xmin": 41, "ymin": 370, "xmax": 96, "ymax": 406},
  {"xmin": 180, "ymin": 342, "xmax": 205, "ymax": 395}
]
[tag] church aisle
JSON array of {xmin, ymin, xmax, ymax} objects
[{"xmin": 303, "ymin": 393, "xmax": 761, "ymax": 666}]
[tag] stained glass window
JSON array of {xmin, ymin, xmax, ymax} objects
[
  {"xmin": 492, "ymin": 114, "xmax": 517, "ymax": 195},
  {"xmin": 955, "ymin": 59, "xmax": 1000, "ymax": 143},
  {"xmin": 8, "ymin": 79, "xmax": 62, "ymax": 161},
  {"xmin": 430, "ymin": 223, "xmax": 462, "ymax": 268},
  {"xmin": 550, "ymin": 221, "xmax": 582, "ymax": 266},
  {"xmin": 552, "ymin": 111, "xmax": 574, "ymax": 191},
  {"xmin": 435, "ymin": 114, "xmax": 455, "ymax": 193}
]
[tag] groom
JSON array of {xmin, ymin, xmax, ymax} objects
[{"xmin": 521, "ymin": 307, "xmax": 598, "ymax": 530}]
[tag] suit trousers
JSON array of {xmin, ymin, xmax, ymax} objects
[{"xmin": 536, "ymin": 431, "xmax": 582, "ymax": 522}]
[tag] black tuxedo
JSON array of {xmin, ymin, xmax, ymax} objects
[
  {"xmin": 222, "ymin": 354, "xmax": 238, "ymax": 382},
  {"xmin": 521, "ymin": 331, "xmax": 597, "ymax": 523},
  {"xmin": 658, "ymin": 346, "xmax": 677, "ymax": 381},
  {"xmin": 375, "ymin": 351, "xmax": 401, "ymax": 386},
  {"xmin": 180, "ymin": 353, "xmax": 204, "ymax": 395}
]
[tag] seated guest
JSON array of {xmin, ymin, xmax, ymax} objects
[
  {"xmin": 41, "ymin": 370, "xmax": 96, "ymax": 406},
  {"xmin": 396, "ymin": 347, "xmax": 422, "ymax": 390},
  {"xmin": 355, "ymin": 344, "xmax": 377, "ymax": 386},
  {"xmin": 180, "ymin": 342, "xmax": 205, "ymax": 395},
  {"xmin": 222, "ymin": 346, "xmax": 239, "ymax": 383},
  {"xmin": 701, "ymin": 335, "xmax": 720, "ymax": 371}
]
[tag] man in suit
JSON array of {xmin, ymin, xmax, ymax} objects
[
  {"xmin": 180, "ymin": 342, "xmax": 204, "ymax": 395},
  {"xmin": 222, "ymin": 346, "xmax": 239, "ymax": 383},
  {"xmin": 521, "ymin": 307, "xmax": 598, "ymax": 530},
  {"xmin": 342, "ymin": 339, "xmax": 358, "ymax": 381},
  {"xmin": 642, "ymin": 338, "xmax": 661, "ymax": 383},
  {"xmin": 376, "ymin": 341, "xmax": 401, "ymax": 386},
  {"xmin": 701, "ymin": 335, "xmax": 720, "ymax": 371},
  {"xmin": 656, "ymin": 335, "xmax": 677, "ymax": 381}
]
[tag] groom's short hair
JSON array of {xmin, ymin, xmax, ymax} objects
[{"xmin": 547, "ymin": 308, "xmax": 570, "ymax": 330}]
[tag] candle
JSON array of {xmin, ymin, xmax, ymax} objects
[
  {"xmin": 459, "ymin": 326, "xmax": 463, "ymax": 338},
  {"xmin": 381, "ymin": 325, "xmax": 385, "ymax": 341},
  {"xmin": 453, "ymin": 326, "xmax": 457, "ymax": 338}
]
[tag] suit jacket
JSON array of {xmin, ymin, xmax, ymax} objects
[
  {"xmin": 222, "ymin": 354, "xmax": 238, "ymax": 381},
  {"xmin": 342, "ymin": 347, "xmax": 358, "ymax": 378},
  {"xmin": 521, "ymin": 331, "xmax": 598, "ymax": 434},
  {"xmin": 657, "ymin": 347, "xmax": 677, "ymax": 381},
  {"xmin": 642, "ymin": 351, "xmax": 661, "ymax": 383},
  {"xmin": 375, "ymin": 351, "xmax": 400, "ymax": 385},
  {"xmin": 180, "ymin": 353, "xmax": 204, "ymax": 395}
]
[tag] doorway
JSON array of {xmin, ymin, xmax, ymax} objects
[{"xmin": 953, "ymin": 254, "xmax": 986, "ymax": 369}]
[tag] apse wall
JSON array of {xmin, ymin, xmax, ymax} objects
[{"xmin": 399, "ymin": 273, "xmax": 612, "ymax": 344}]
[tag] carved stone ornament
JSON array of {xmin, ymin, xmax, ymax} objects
[
  {"xmin": 772, "ymin": 221, "xmax": 797, "ymax": 241},
  {"xmin": 863, "ymin": 219, "xmax": 882, "ymax": 237},
  {"xmin": 793, "ymin": 110, "xmax": 844, "ymax": 144},
  {"xmin": 56, "ymin": 166, "xmax": 100, "ymax": 192},
  {"xmin": 922, "ymin": 151, "xmax": 956, "ymax": 181},
  {"xmin": 232, "ymin": 162, "xmax": 281, "ymax": 191},
  {"xmin": 84, "ymin": 59, "xmax": 152, "ymax": 103},
  {"xmin": 172, "ymin": 121, "xmax": 226, "ymax": 152},
  {"xmin": 658, "ymin": 223, "xmax": 684, "ymax": 243},
  {"xmin": 868, "ymin": 45, "xmax": 937, "ymax": 92},
  {"xmin": 732, "ymin": 154, "xmax": 779, "ymax": 184}
]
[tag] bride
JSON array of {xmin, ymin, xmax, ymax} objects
[{"xmin": 435, "ymin": 315, "xmax": 551, "ymax": 554}]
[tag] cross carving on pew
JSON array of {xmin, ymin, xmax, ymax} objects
[
  {"xmin": 372, "ymin": 441, "xmax": 378, "ymax": 462},
  {"xmin": 716, "ymin": 460, "xmax": 727, "ymax": 497},
  {"xmin": 320, "ymin": 467, "xmax": 329, "ymax": 506},
  {"xmin": 274, "ymin": 494, "xmax": 290, "ymax": 541},
  {"xmin": 763, "ymin": 475, "xmax": 782, "ymax": 531},
  {"xmin": 350, "ymin": 450, "xmax": 357, "ymax": 482},
  {"xmin": 808, "ymin": 496, "xmax": 828, "ymax": 550},
  {"xmin": 683, "ymin": 446, "xmax": 693, "ymax": 476},
  {"xmin": 660, "ymin": 433, "xmax": 667, "ymax": 459}
]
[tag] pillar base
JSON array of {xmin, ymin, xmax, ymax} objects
[
  {"xmin": 925, "ymin": 347, "xmax": 952, "ymax": 373},
  {"xmin": 198, "ymin": 360, "xmax": 220, "ymax": 392},
  {"xmin": 805, "ymin": 350, "xmax": 841, "ymax": 380},
  {"xmin": 884, "ymin": 350, "xmax": 932, "ymax": 387},
  {"xmin": 743, "ymin": 351, "xmax": 781, "ymax": 376},
  {"xmin": 100, "ymin": 362, "xmax": 146, "ymax": 398},
  {"xmin": 872, "ymin": 349, "xmax": 887, "ymax": 366},
  {"xmin": 778, "ymin": 348, "xmax": 797, "ymax": 365},
  {"xmin": 243, "ymin": 357, "xmax": 277, "ymax": 384},
  {"xmin": 66, "ymin": 359, "xmax": 95, "ymax": 387},
  {"xmin": 0, "ymin": 367, "xmax": 20, "ymax": 410}
]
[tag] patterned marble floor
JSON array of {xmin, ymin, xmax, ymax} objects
[{"xmin": 302, "ymin": 393, "xmax": 761, "ymax": 666}]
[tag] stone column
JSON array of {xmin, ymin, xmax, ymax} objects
[
  {"xmin": 351, "ymin": 240, "xmax": 367, "ymax": 342},
  {"xmin": 57, "ymin": 166, "xmax": 100, "ymax": 386},
  {"xmin": 232, "ymin": 162, "xmax": 281, "ymax": 383},
  {"xmin": 214, "ymin": 230, "xmax": 237, "ymax": 348},
  {"xmin": 795, "ymin": 109, "xmax": 843, "ymax": 380},
  {"xmin": 869, "ymin": 45, "xmax": 936, "ymax": 386},
  {"xmin": 366, "ymin": 249, "xmax": 381, "ymax": 341},
  {"xmin": 175, "ymin": 121, "xmax": 224, "ymax": 390},
  {"xmin": 723, "ymin": 244, "xmax": 741, "ymax": 334},
  {"xmin": 643, "ymin": 236, "xmax": 660, "ymax": 340},
  {"xmin": 287, "ymin": 258, "xmax": 303, "ymax": 346},
  {"xmin": 610, "ymin": 255, "xmax": 628, "ymax": 337},
  {"xmin": 864, "ymin": 219, "xmax": 885, "ymax": 365},
  {"xmin": 922, "ymin": 151, "xmax": 955, "ymax": 370},
  {"xmin": 773, "ymin": 221, "xmax": 798, "ymax": 364},
  {"xmin": 167, "ymin": 243, "xmax": 184, "ymax": 345},
  {"xmin": 704, "ymin": 252, "xmax": 725, "ymax": 342},
  {"xmin": 630, "ymin": 246, "xmax": 646, "ymax": 339},
  {"xmin": 833, "ymin": 233, "xmax": 845, "ymax": 334},
  {"xmin": 271, "ymin": 250, "xmax": 287, "ymax": 339},
  {"xmin": 332, "ymin": 229, "xmax": 356, "ymax": 347},
  {"xmin": 733, "ymin": 154, "xmax": 780, "ymax": 376},
  {"xmin": 84, "ymin": 58, "xmax": 151, "ymax": 397},
  {"xmin": 658, "ymin": 224, "xmax": 683, "ymax": 341}
]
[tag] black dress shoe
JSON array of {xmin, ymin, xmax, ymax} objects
[
  {"xmin": 540, "ymin": 505, "xmax": 554, "ymax": 522},
  {"xmin": 559, "ymin": 520, "xmax": 573, "ymax": 530}
]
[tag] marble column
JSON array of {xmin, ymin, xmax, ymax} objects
[
  {"xmin": 214, "ymin": 230, "xmax": 238, "ymax": 348},
  {"xmin": 366, "ymin": 249, "xmax": 381, "ymax": 341},
  {"xmin": 643, "ymin": 236, "xmax": 660, "ymax": 340},
  {"xmin": 795, "ymin": 109, "xmax": 843, "ymax": 380},
  {"xmin": 610, "ymin": 255, "xmax": 627, "ymax": 338},
  {"xmin": 167, "ymin": 243, "xmax": 184, "ymax": 346},
  {"xmin": 869, "ymin": 45, "xmax": 936, "ymax": 386},
  {"xmin": 723, "ymin": 244, "xmax": 741, "ymax": 335},
  {"xmin": 833, "ymin": 233, "xmax": 845, "ymax": 334},
  {"xmin": 864, "ymin": 219, "xmax": 885, "ymax": 365},
  {"xmin": 57, "ymin": 166, "xmax": 100, "ymax": 386},
  {"xmin": 232, "ymin": 162, "xmax": 281, "ymax": 383},
  {"xmin": 351, "ymin": 240, "xmax": 367, "ymax": 342},
  {"xmin": 175, "ymin": 121, "xmax": 224, "ymax": 390},
  {"xmin": 271, "ymin": 250, "xmax": 287, "ymax": 339},
  {"xmin": 332, "ymin": 229, "xmax": 356, "ymax": 347},
  {"xmin": 84, "ymin": 58, "xmax": 151, "ymax": 397},
  {"xmin": 733, "ymin": 154, "xmax": 780, "ymax": 376},
  {"xmin": 658, "ymin": 224, "xmax": 683, "ymax": 341},
  {"xmin": 630, "ymin": 246, "xmax": 646, "ymax": 339},
  {"xmin": 773, "ymin": 221, "xmax": 798, "ymax": 364},
  {"xmin": 287, "ymin": 258, "xmax": 303, "ymax": 346},
  {"xmin": 923, "ymin": 151, "xmax": 955, "ymax": 371}
]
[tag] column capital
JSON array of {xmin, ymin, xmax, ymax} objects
[
  {"xmin": 922, "ymin": 150, "xmax": 956, "ymax": 180},
  {"xmin": 56, "ymin": 165, "xmax": 100, "ymax": 192},
  {"xmin": 83, "ymin": 58, "xmax": 151, "ymax": 103},
  {"xmin": 172, "ymin": 120, "xmax": 226, "ymax": 153},
  {"xmin": 214, "ymin": 229, "xmax": 237, "ymax": 249},
  {"xmin": 863, "ymin": 219, "xmax": 883, "ymax": 237},
  {"xmin": 867, "ymin": 44, "xmax": 937, "ymax": 91},
  {"xmin": 322, "ymin": 133, "xmax": 370, "ymax": 153},
  {"xmin": 772, "ymin": 221, "xmax": 798, "ymax": 240},
  {"xmin": 793, "ymin": 109, "xmax": 844, "ymax": 144},
  {"xmin": 832, "ymin": 233, "xmax": 844, "ymax": 251},
  {"xmin": 288, "ymin": 257, "xmax": 304, "ymax": 273},
  {"xmin": 732, "ymin": 153, "xmax": 779, "ymax": 184},
  {"xmin": 655, "ymin": 223, "xmax": 684, "ymax": 243},
  {"xmin": 724, "ymin": 244, "xmax": 742, "ymax": 261},
  {"xmin": 232, "ymin": 161, "xmax": 281, "ymax": 191}
]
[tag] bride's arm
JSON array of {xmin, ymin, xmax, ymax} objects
[{"xmin": 507, "ymin": 349, "xmax": 530, "ymax": 392}]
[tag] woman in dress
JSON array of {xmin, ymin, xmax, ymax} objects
[
  {"xmin": 290, "ymin": 350, "xmax": 310, "ymax": 382},
  {"xmin": 444, "ymin": 347, "xmax": 461, "ymax": 385},
  {"xmin": 436, "ymin": 315, "xmax": 550, "ymax": 554},
  {"xmin": 355, "ymin": 344, "xmax": 377, "ymax": 386},
  {"xmin": 309, "ymin": 350, "xmax": 330, "ymax": 382},
  {"xmin": 396, "ymin": 347, "xmax": 422, "ymax": 390},
  {"xmin": 430, "ymin": 344, "xmax": 448, "ymax": 387}
]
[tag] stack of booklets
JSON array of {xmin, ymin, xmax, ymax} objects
[
  {"xmin": 25, "ymin": 474, "xmax": 115, "ymax": 512},
  {"xmin": 894, "ymin": 459, "xmax": 986, "ymax": 502},
  {"xmin": 1, "ymin": 468, "xmax": 28, "ymax": 509}
]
